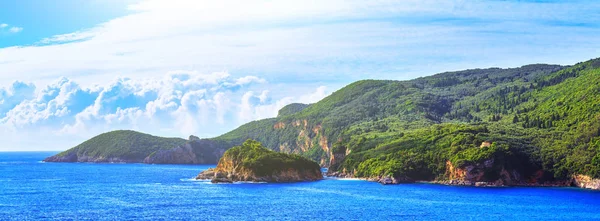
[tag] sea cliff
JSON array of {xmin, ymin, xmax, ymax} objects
[{"xmin": 328, "ymin": 157, "xmax": 600, "ymax": 190}]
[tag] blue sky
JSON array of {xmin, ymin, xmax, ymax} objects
[
  {"xmin": 0, "ymin": 0, "xmax": 139, "ymax": 47},
  {"xmin": 0, "ymin": 0, "xmax": 599, "ymax": 151}
]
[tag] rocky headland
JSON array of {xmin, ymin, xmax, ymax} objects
[{"xmin": 44, "ymin": 131, "xmax": 226, "ymax": 164}]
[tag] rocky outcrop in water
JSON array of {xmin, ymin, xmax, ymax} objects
[
  {"xmin": 369, "ymin": 176, "xmax": 414, "ymax": 185},
  {"xmin": 573, "ymin": 175, "xmax": 600, "ymax": 190},
  {"xmin": 196, "ymin": 140, "xmax": 323, "ymax": 183}
]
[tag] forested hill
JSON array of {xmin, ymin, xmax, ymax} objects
[
  {"xmin": 47, "ymin": 57, "xmax": 600, "ymax": 188},
  {"xmin": 213, "ymin": 63, "xmax": 566, "ymax": 165},
  {"xmin": 214, "ymin": 57, "xmax": 600, "ymax": 187},
  {"xmin": 44, "ymin": 130, "xmax": 187, "ymax": 163},
  {"xmin": 327, "ymin": 58, "xmax": 600, "ymax": 186}
]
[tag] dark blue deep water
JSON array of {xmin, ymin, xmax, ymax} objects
[{"xmin": 1, "ymin": 152, "xmax": 600, "ymax": 220}]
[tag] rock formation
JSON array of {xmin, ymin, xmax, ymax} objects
[{"xmin": 196, "ymin": 140, "xmax": 323, "ymax": 183}]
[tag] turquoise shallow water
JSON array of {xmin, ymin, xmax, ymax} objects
[{"xmin": 1, "ymin": 152, "xmax": 600, "ymax": 220}]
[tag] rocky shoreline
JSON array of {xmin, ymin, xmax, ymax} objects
[
  {"xmin": 43, "ymin": 152, "xmax": 139, "ymax": 163},
  {"xmin": 326, "ymin": 172, "xmax": 600, "ymax": 190},
  {"xmin": 197, "ymin": 167, "xmax": 322, "ymax": 183}
]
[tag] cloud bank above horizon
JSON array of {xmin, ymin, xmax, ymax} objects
[
  {"xmin": 0, "ymin": 72, "xmax": 329, "ymax": 151},
  {"xmin": 1, "ymin": 0, "xmax": 599, "ymax": 150}
]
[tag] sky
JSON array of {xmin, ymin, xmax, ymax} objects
[{"xmin": 0, "ymin": 0, "xmax": 599, "ymax": 151}]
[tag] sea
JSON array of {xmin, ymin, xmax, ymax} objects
[{"xmin": 1, "ymin": 152, "xmax": 600, "ymax": 220}]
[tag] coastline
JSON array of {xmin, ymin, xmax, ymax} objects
[{"xmin": 326, "ymin": 172, "xmax": 600, "ymax": 190}]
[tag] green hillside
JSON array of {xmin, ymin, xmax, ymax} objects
[
  {"xmin": 213, "ymin": 64, "xmax": 565, "ymax": 164},
  {"xmin": 213, "ymin": 58, "xmax": 600, "ymax": 182},
  {"xmin": 331, "ymin": 58, "xmax": 600, "ymax": 181},
  {"xmin": 277, "ymin": 103, "xmax": 309, "ymax": 117},
  {"xmin": 45, "ymin": 130, "xmax": 187, "ymax": 163}
]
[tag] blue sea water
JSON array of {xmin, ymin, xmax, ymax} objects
[{"xmin": 1, "ymin": 152, "xmax": 600, "ymax": 220}]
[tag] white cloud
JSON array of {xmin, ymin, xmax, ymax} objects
[
  {"xmin": 297, "ymin": 86, "xmax": 328, "ymax": 104},
  {"xmin": 0, "ymin": 71, "xmax": 324, "ymax": 150},
  {"xmin": 1, "ymin": 0, "xmax": 598, "ymax": 88},
  {"xmin": 40, "ymin": 30, "xmax": 95, "ymax": 44},
  {"xmin": 0, "ymin": 23, "xmax": 23, "ymax": 33},
  {"xmin": 8, "ymin": 27, "xmax": 23, "ymax": 33},
  {"xmin": 0, "ymin": 81, "xmax": 37, "ymax": 117},
  {"xmin": 235, "ymin": 76, "xmax": 267, "ymax": 85},
  {"xmin": 238, "ymin": 86, "xmax": 329, "ymax": 123}
]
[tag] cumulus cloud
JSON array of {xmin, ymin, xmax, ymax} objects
[
  {"xmin": 0, "ymin": 71, "xmax": 328, "ymax": 150},
  {"xmin": 238, "ymin": 86, "xmax": 329, "ymax": 123},
  {"xmin": 2, "ymin": 0, "xmax": 599, "ymax": 88},
  {"xmin": 8, "ymin": 27, "xmax": 23, "ymax": 33},
  {"xmin": 0, "ymin": 81, "xmax": 36, "ymax": 117},
  {"xmin": 57, "ymin": 72, "xmax": 268, "ymax": 135},
  {"xmin": 235, "ymin": 76, "xmax": 267, "ymax": 86},
  {"xmin": 0, "ymin": 23, "xmax": 23, "ymax": 34}
]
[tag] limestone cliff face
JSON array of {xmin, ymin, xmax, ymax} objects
[
  {"xmin": 273, "ymin": 122, "xmax": 286, "ymax": 129},
  {"xmin": 443, "ymin": 160, "xmax": 516, "ymax": 186},
  {"xmin": 573, "ymin": 175, "xmax": 600, "ymax": 190},
  {"xmin": 444, "ymin": 163, "xmax": 600, "ymax": 190},
  {"xmin": 273, "ymin": 119, "xmax": 331, "ymax": 167},
  {"xmin": 442, "ymin": 160, "xmax": 578, "ymax": 187},
  {"xmin": 328, "ymin": 146, "xmax": 350, "ymax": 171}
]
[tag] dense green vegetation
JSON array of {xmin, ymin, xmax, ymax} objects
[
  {"xmin": 214, "ymin": 58, "xmax": 600, "ymax": 181},
  {"xmin": 278, "ymin": 103, "xmax": 309, "ymax": 117},
  {"xmin": 332, "ymin": 59, "xmax": 600, "ymax": 180},
  {"xmin": 336, "ymin": 123, "xmax": 538, "ymax": 181},
  {"xmin": 222, "ymin": 140, "xmax": 321, "ymax": 176},
  {"xmin": 55, "ymin": 130, "xmax": 186, "ymax": 161}
]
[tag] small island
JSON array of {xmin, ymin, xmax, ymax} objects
[{"xmin": 196, "ymin": 139, "xmax": 323, "ymax": 183}]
